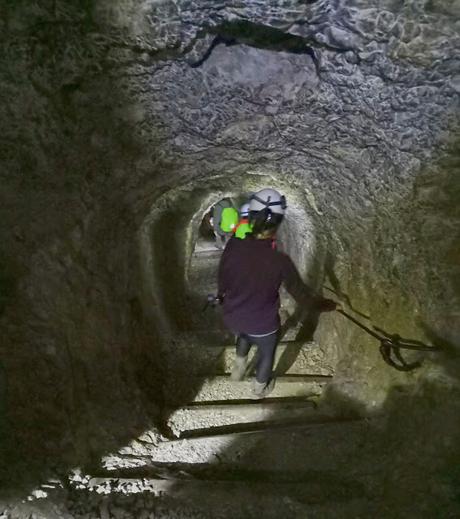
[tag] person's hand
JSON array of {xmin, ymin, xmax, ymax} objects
[{"xmin": 206, "ymin": 294, "xmax": 222, "ymax": 307}]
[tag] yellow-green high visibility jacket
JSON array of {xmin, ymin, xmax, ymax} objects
[{"xmin": 234, "ymin": 219, "xmax": 252, "ymax": 239}]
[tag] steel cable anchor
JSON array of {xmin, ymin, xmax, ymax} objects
[{"xmin": 336, "ymin": 309, "xmax": 440, "ymax": 372}]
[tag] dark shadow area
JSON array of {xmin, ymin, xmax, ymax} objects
[
  {"xmin": 163, "ymin": 377, "xmax": 460, "ymax": 516},
  {"xmin": 90, "ymin": 461, "xmax": 367, "ymax": 498},
  {"xmin": 276, "ymin": 307, "xmax": 320, "ymax": 375},
  {"xmin": 419, "ymin": 321, "xmax": 460, "ymax": 358},
  {"xmin": 197, "ymin": 211, "xmax": 215, "ymax": 241},
  {"xmin": 0, "ymin": 254, "xmax": 19, "ymax": 319},
  {"xmin": 418, "ymin": 321, "xmax": 460, "ymax": 379},
  {"xmin": 0, "ymin": 0, "xmax": 171, "ymax": 499},
  {"xmin": 190, "ymin": 20, "xmax": 325, "ymax": 71},
  {"xmin": 151, "ymin": 208, "xmax": 192, "ymax": 331},
  {"xmin": 324, "ymin": 252, "xmax": 371, "ymax": 320},
  {"xmin": 146, "ymin": 190, "xmax": 240, "ymax": 435}
]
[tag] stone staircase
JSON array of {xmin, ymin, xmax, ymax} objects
[
  {"xmin": 112, "ymin": 242, "xmax": 350, "ymax": 458},
  {"xmin": 161, "ymin": 241, "xmax": 339, "ymax": 439},
  {"xmin": 164, "ymin": 352, "xmax": 335, "ymax": 439},
  {"xmin": 58, "ymin": 241, "xmax": 374, "ymax": 517}
]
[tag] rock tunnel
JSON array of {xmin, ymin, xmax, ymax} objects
[{"xmin": 0, "ymin": 0, "xmax": 459, "ymax": 517}]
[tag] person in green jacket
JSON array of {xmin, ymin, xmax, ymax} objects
[
  {"xmin": 211, "ymin": 198, "xmax": 238, "ymax": 249},
  {"xmin": 234, "ymin": 202, "xmax": 253, "ymax": 239}
]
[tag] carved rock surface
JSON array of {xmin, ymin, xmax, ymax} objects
[{"xmin": 0, "ymin": 0, "xmax": 459, "ymax": 516}]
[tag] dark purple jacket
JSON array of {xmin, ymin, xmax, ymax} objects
[{"xmin": 218, "ymin": 236, "xmax": 313, "ymax": 335}]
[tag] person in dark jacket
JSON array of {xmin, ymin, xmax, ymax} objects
[{"xmin": 217, "ymin": 188, "xmax": 336, "ymax": 399}]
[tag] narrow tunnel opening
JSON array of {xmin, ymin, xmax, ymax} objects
[
  {"xmin": 196, "ymin": 208, "xmax": 215, "ymax": 247},
  {"xmin": 136, "ymin": 181, "xmax": 344, "ymax": 442}
]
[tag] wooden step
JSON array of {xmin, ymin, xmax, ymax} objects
[
  {"xmin": 170, "ymin": 396, "xmax": 317, "ymax": 412},
  {"xmin": 167, "ymin": 397, "xmax": 319, "ymax": 434},
  {"xmin": 177, "ymin": 416, "xmax": 364, "ymax": 440},
  {"xmin": 175, "ymin": 331, "xmax": 315, "ymax": 349},
  {"xmin": 166, "ymin": 374, "xmax": 331, "ymax": 404},
  {"xmin": 193, "ymin": 374, "xmax": 332, "ymax": 383}
]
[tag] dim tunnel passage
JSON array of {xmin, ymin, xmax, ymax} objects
[
  {"xmin": 140, "ymin": 186, "xmax": 344, "ymax": 443},
  {"xmin": 1, "ymin": 0, "xmax": 460, "ymax": 517},
  {"xmin": 78, "ymin": 186, "xmax": 382, "ymax": 511},
  {"xmin": 3, "ymin": 171, "xmax": 459, "ymax": 518},
  {"xmin": 76, "ymin": 172, "xmax": 455, "ymax": 518}
]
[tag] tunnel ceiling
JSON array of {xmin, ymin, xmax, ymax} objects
[
  {"xmin": 117, "ymin": 0, "xmax": 460, "ymax": 168},
  {"xmin": 3, "ymin": 1, "xmax": 459, "ymax": 194},
  {"xmin": 2, "ymin": 0, "xmax": 458, "ymax": 277},
  {"xmin": 0, "ymin": 1, "xmax": 458, "ymax": 210},
  {"xmin": 2, "ymin": 0, "xmax": 455, "ymax": 333}
]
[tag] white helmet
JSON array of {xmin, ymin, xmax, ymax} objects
[
  {"xmin": 249, "ymin": 188, "xmax": 286, "ymax": 215},
  {"xmin": 239, "ymin": 203, "xmax": 250, "ymax": 218}
]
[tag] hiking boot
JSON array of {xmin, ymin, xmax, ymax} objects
[
  {"xmin": 250, "ymin": 378, "xmax": 275, "ymax": 399},
  {"xmin": 231, "ymin": 355, "xmax": 248, "ymax": 381}
]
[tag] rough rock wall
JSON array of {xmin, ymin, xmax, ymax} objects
[
  {"xmin": 0, "ymin": 1, "xmax": 169, "ymax": 487},
  {"xmin": 122, "ymin": 0, "xmax": 460, "ymax": 402},
  {"xmin": 0, "ymin": 0, "xmax": 459, "ymax": 500}
]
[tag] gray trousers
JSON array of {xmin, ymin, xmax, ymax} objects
[{"xmin": 236, "ymin": 332, "xmax": 278, "ymax": 384}]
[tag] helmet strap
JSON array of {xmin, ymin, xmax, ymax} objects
[{"xmin": 250, "ymin": 193, "xmax": 286, "ymax": 210}]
